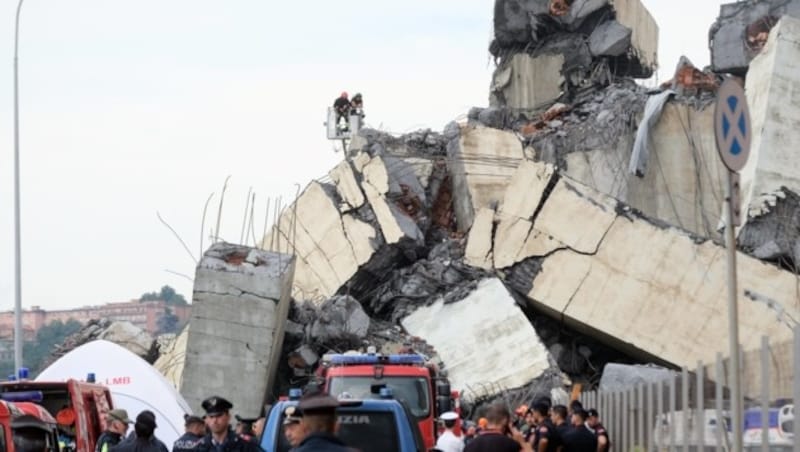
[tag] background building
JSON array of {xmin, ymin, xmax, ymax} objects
[{"xmin": 0, "ymin": 300, "xmax": 191, "ymax": 339}]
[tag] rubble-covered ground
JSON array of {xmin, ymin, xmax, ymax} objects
[{"xmin": 44, "ymin": 319, "xmax": 159, "ymax": 369}]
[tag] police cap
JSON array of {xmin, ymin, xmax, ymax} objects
[
  {"xmin": 440, "ymin": 412, "xmax": 459, "ymax": 421},
  {"xmin": 587, "ymin": 408, "xmax": 599, "ymax": 418},
  {"xmin": 297, "ymin": 393, "xmax": 339, "ymax": 414},
  {"xmin": 183, "ymin": 414, "xmax": 204, "ymax": 426},
  {"xmin": 234, "ymin": 414, "xmax": 259, "ymax": 424},
  {"xmin": 282, "ymin": 406, "xmax": 302, "ymax": 425},
  {"xmin": 201, "ymin": 396, "xmax": 233, "ymax": 416}
]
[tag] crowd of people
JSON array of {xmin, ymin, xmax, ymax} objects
[
  {"xmin": 92, "ymin": 396, "xmax": 263, "ymax": 452},
  {"xmin": 10, "ymin": 390, "xmax": 612, "ymax": 452},
  {"xmin": 435, "ymin": 399, "xmax": 610, "ymax": 452}
]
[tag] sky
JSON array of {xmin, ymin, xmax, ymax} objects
[{"xmin": 0, "ymin": 0, "xmax": 726, "ymax": 311}]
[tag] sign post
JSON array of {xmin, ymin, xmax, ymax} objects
[{"xmin": 714, "ymin": 78, "xmax": 752, "ymax": 452}]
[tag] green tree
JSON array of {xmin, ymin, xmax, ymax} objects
[
  {"xmin": 156, "ymin": 307, "xmax": 180, "ymax": 335},
  {"xmin": 23, "ymin": 319, "xmax": 83, "ymax": 376},
  {"xmin": 139, "ymin": 285, "xmax": 187, "ymax": 306}
]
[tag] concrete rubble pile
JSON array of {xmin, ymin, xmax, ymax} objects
[
  {"xmin": 490, "ymin": 0, "xmax": 658, "ymax": 115},
  {"xmin": 44, "ymin": 319, "xmax": 158, "ymax": 368},
  {"xmin": 256, "ymin": 125, "xmax": 646, "ymax": 405},
  {"xmin": 162, "ymin": 0, "xmax": 800, "ymax": 407}
]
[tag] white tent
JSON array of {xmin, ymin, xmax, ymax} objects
[{"xmin": 37, "ymin": 339, "xmax": 192, "ymax": 447}]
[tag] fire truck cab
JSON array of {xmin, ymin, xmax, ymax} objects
[
  {"xmin": 0, "ymin": 379, "xmax": 114, "ymax": 452},
  {"xmin": 316, "ymin": 353, "xmax": 458, "ymax": 449}
]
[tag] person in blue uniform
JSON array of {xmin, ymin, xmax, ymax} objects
[
  {"xmin": 198, "ymin": 396, "xmax": 262, "ymax": 452},
  {"xmin": 172, "ymin": 415, "xmax": 205, "ymax": 452},
  {"xmin": 292, "ymin": 393, "xmax": 349, "ymax": 452}
]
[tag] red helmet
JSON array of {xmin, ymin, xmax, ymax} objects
[{"xmin": 340, "ymin": 91, "xmax": 348, "ymax": 98}]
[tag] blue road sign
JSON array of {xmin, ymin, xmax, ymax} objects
[{"xmin": 714, "ymin": 79, "xmax": 752, "ymax": 172}]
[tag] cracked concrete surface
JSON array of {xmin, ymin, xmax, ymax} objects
[
  {"xmin": 452, "ymin": 145, "xmax": 800, "ymax": 384},
  {"xmin": 264, "ymin": 152, "xmax": 426, "ymax": 302},
  {"xmin": 742, "ymin": 16, "xmax": 800, "ymax": 219},
  {"xmin": 183, "ymin": 243, "xmax": 295, "ymax": 416},
  {"xmin": 447, "ymin": 125, "xmax": 528, "ymax": 232},
  {"xmin": 509, "ymin": 176, "xmax": 800, "ymax": 373},
  {"xmin": 402, "ymin": 278, "xmax": 560, "ymax": 402}
]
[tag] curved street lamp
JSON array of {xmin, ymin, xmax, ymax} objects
[{"xmin": 13, "ymin": 0, "xmax": 25, "ymax": 374}]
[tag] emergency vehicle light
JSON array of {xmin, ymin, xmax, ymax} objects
[
  {"xmin": 329, "ymin": 355, "xmax": 381, "ymax": 365},
  {"xmin": 328, "ymin": 354, "xmax": 425, "ymax": 366},
  {"xmin": 0, "ymin": 391, "xmax": 44, "ymax": 403},
  {"xmin": 288, "ymin": 388, "xmax": 302, "ymax": 400},
  {"xmin": 386, "ymin": 355, "xmax": 425, "ymax": 365},
  {"xmin": 17, "ymin": 368, "xmax": 29, "ymax": 380}
]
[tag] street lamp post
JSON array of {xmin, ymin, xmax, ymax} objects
[{"xmin": 13, "ymin": 0, "xmax": 25, "ymax": 374}]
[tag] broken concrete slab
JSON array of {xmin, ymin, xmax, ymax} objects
[
  {"xmin": 533, "ymin": 179, "xmax": 617, "ymax": 254},
  {"xmin": 464, "ymin": 207, "xmax": 495, "ymax": 270},
  {"xmin": 498, "ymin": 160, "xmax": 555, "ymax": 220},
  {"xmin": 362, "ymin": 156, "xmax": 390, "ymax": 194},
  {"xmin": 518, "ymin": 177, "xmax": 800, "ymax": 373},
  {"xmin": 743, "ymin": 16, "xmax": 800, "ymax": 216},
  {"xmin": 182, "ymin": 243, "xmax": 295, "ymax": 416},
  {"xmin": 402, "ymin": 278, "xmax": 556, "ymax": 402},
  {"xmin": 447, "ymin": 125, "xmax": 527, "ymax": 232},
  {"xmin": 710, "ymin": 0, "xmax": 800, "ymax": 74},
  {"xmin": 491, "ymin": 0, "xmax": 658, "ymax": 81},
  {"xmin": 362, "ymin": 183, "xmax": 424, "ymax": 245},
  {"xmin": 328, "ymin": 160, "xmax": 365, "ymax": 211},
  {"xmin": 610, "ymin": 0, "xmax": 658, "ymax": 73},
  {"xmin": 626, "ymin": 101, "xmax": 727, "ymax": 239},
  {"xmin": 739, "ymin": 189, "xmax": 800, "ymax": 266},
  {"xmin": 493, "ymin": 218, "xmax": 535, "ymax": 269},
  {"xmin": 589, "ymin": 20, "xmax": 632, "ymax": 57},
  {"xmin": 266, "ymin": 181, "xmax": 378, "ymax": 301},
  {"xmin": 490, "ymin": 53, "xmax": 565, "ymax": 113}
]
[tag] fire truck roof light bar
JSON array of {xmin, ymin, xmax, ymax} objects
[
  {"xmin": 0, "ymin": 390, "xmax": 44, "ymax": 403},
  {"xmin": 328, "ymin": 354, "xmax": 425, "ymax": 366}
]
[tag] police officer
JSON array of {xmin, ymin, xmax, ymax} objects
[
  {"xmin": 173, "ymin": 415, "xmax": 205, "ymax": 452},
  {"xmin": 293, "ymin": 393, "xmax": 349, "ymax": 452},
  {"xmin": 233, "ymin": 415, "xmax": 259, "ymax": 445},
  {"xmin": 282, "ymin": 406, "xmax": 306, "ymax": 448},
  {"xmin": 198, "ymin": 396, "xmax": 262, "ymax": 452}
]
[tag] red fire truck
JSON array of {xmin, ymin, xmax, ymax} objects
[
  {"xmin": 0, "ymin": 378, "xmax": 114, "ymax": 452},
  {"xmin": 315, "ymin": 353, "xmax": 459, "ymax": 449}
]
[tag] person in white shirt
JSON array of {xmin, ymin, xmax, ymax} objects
[{"xmin": 435, "ymin": 412, "xmax": 464, "ymax": 452}]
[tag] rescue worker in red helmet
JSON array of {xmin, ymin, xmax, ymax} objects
[{"xmin": 332, "ymin": 92, "xmax": 351, "ymax": 130}]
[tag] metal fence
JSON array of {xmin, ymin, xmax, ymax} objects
[{"xmin": 578, "ymin": 329, "xmax": 800, "ymax": 452}]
